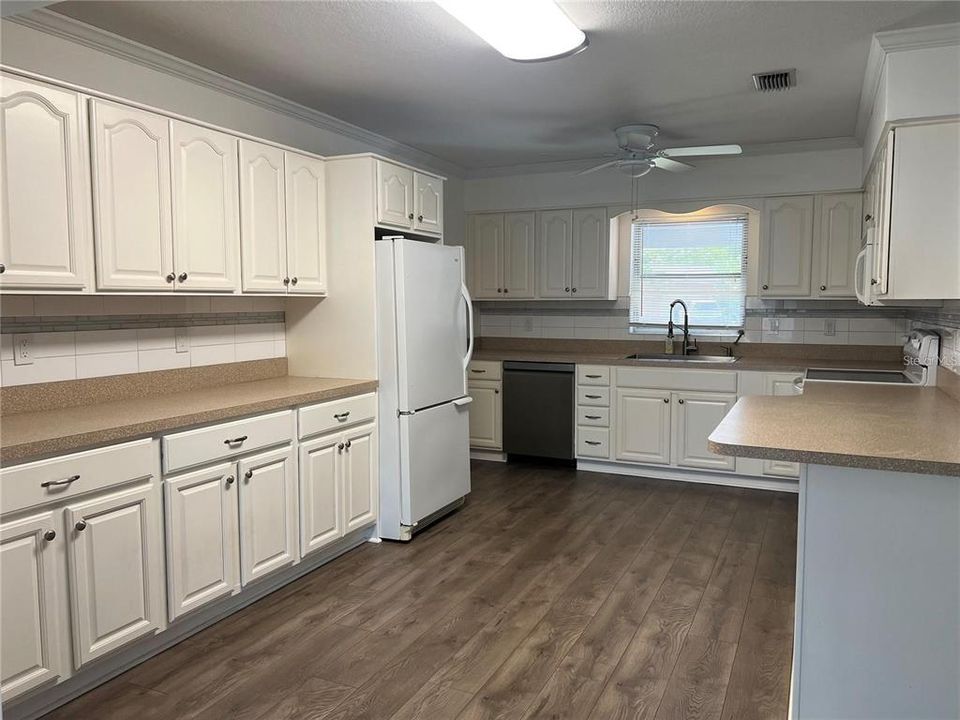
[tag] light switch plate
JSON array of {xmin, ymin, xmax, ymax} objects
[
  {"xmin": 13, "ymin": 334, "xmax": 32, "ymax": 365},
  {"xmin": 175, "ymin": 328, "xmax": 189, "ymax": 353}
]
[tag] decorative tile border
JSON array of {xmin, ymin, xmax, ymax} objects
[{"xmin": 0, "ymin": 311, "xmax": 284, "ymax": 334}]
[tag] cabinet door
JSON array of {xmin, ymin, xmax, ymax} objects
[
  {"xmin": 238, "ymin": 445, "xmax": 297, "ymax": 584},
  {"xmin": 239, "ymin": 140, "xmax": 288, "ymax": 293},
  {"xmin": 66, "ymin": 484, "xmax": 163, "ymax": 667},
  {"xmin": 503, "ymin": 212, "xmax": 536, "ymax": 299},
  {"xmin": 468, "ymin": 380, "xmax": 502, "ymax": 450},
  {"xmin": 571, "ymin": 208, "xmax": 609, "ymax": 298},
  {"xmin": 672, "ymin": 392, "xmax": 736, "ymax": 471},
  {"xmin": 284, "ymin": 152, "xmax": 327, "ymax": 295},
  {"xmin": 1, "ymin": 512, "xmax": 63, "ymax": 700},
  {"xmin": 376, "ymin": 160, "xmax": 413, "ymax": 229},
  {"xmin": 170, "ymin": 120, "xmax": 239, "ymax": 292},
  {"xmin": 816, "ymin": 193, "xmax": 862, "ymax": 298},
  {"xmin": 414, "ymin": 172, "xmax": 443, "ymax": 235},
  {"xmin": 299, "ymin": 433, "xmax": 342, "ymax": 558},
  {"xmin": 762, "ymin": 373, "xmax": 801, "ymax": 478},
  {"xmin": 90, "ymin": 100, "xmax": 173, "ymax": 291},
  {"xmin": 342, "ymin": 423, "xmax": 377, "ymax": 533},
  {"xmin": 538, "ymin": 209, "xmax": 573, "ymax": 297},
  {"xmin": 615, "ymin": 388, "xmax": 671, "ymax": 465},
  {"xmin": 470, "ymin": 214, "xmax": 503, "ymax": 299},
  {"xmin": 164, "ymin": 463, "xmax": 239, "ymax": 621},
  {"xmin": 759, "ymin": 196, "xmax": 814, "ymax": 297},
  {"xmin": 0, "ymin": 74, "xmax": 89, "ymax": 290}
]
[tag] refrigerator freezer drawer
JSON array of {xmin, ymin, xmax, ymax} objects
[{"xmin": 400, "ymin": 401, "xmax": 471, "ymax": 526}]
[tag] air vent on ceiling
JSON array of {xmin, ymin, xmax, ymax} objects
[{"xmin": 752, "ymin": 68, "xmax": 797, "ymax": 92}]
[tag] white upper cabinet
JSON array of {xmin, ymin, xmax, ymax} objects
[
  {"xmin": 0, "ymin": 74, "xmax": 89, "ymax": 291},
  {"xmin": 170, "ymin": 120, "xmax": 239, "ymax": 292},
  {"xmin": 0, "ymin": 511, "xmax": 64, "ymax": 701},
  {"xmin": 90, "ymin": 100, "xmax": 174, "ymax": 291},
  {"xmin": 571, "ymin": 207, "xmax": 609, "ymax": 298},
  {"xmin": 376, "ymin": 160, "xmax": 444, "ymax": 236},
  {"xmin": 376, "ymin": 160, "xmax": 414, "ymax": 229},
  {"xmin": 284, "ymin": 151, "xmax": 327, "ymax": 295},
  {"xmin": 538, "ymin": 209, "xmax": 573, "ymax": 298},
  {"xmin": 470, "ymin": 213, "xmax": 504, "ymax": 299},
  {"xmin": 414, "ymin": 172, "xmax": 443, "ymax": 235},
  {"xmin": 239, "ymin": 139, "xmax": 288, "ymax": 293},
  {"xmin": 815, "ymin": 193, "xmax": 862, "ymax": 298},
  {"xmin": 503, "ymin": 212, "xmax": 536, "ymax": 299},
  {"xmin": 759, "ymin": 195, "xmax": 815, "ymax": 297}
]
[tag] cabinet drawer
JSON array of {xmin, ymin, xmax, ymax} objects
[
  {"xmin": 1, "ymin": 439, "xmax": 155, "ymax": 516},
  {"xmin": 577, "ymin": 427, "xmax": 610, "ymax": 459},
  {"xmin": 467, "ymin": 360, "xmax": 502, "ymax": 381},
  {"xmin": 577, "ymin": 407, "xmax": 609, "ymax": 427},
  {"xmin": 299, "ymin": 392, "xmax": 377, "ymax": 440},
  {"xmin": 163, "ymin": 410, "xmax": 293, "ymax": 474},
  {"xmin": 577, "ymin": 386, "xmax": 610, "ymax": 406},
  {"xmin": 577, "ymin": 366, "xmax": 610, "ymax": 386},
  {"xmin": 615, "ymin": 367, "xmax": 738, "ymax": 393}
]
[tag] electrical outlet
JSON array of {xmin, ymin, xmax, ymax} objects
[
  {"xmin": 522, "ymin": 317, "xmax": 534, "ymax": 332},
  {"xmin": 175, "ymin": 328, "xmax": 189, "ymax": 353},
  {"xmin": 824, "ymin": 319, "xmax": 837, "ymax": 337},
  {"xmin": 768, "ymin": 318, "xmax": 780, "ymax": 336},
  {"xmin": 13, "ymin": 334, "xmax": 32, "ymax": 366}
]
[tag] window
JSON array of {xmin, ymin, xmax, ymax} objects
[{"xmin": 629, "ymin": 215, "xmax": 747, "ymax": 330}]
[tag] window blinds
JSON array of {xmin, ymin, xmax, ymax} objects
[{"xmin": 629, "ymin": 216, "xmax": 748, "ymax": 329}]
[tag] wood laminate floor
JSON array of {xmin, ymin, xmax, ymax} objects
[{"xmin": 43, "ymin": 461, "xmax": 797, "ymax": 720}]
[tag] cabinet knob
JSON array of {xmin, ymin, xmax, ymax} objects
[
  {"xmin": 0, "ymin": 263, "xmax": 5, "ymax": 274},
  {"xmin": 178, "ymin": 272, "xmax": 188, "ymax": 282},
  {"xmin": 564, "ymin": 287, "xmax": 570, "ymax": 292},
  {"xmin": 43, "ymin": 530, "xmax": 56, "ymax": 542},
  {"xmin": 870, "ymin": 279, "xmax": 878, "ymax": 285},
  {"xmin": 337, "ymin": 442, "xmax": 345, "ymax": 453},
  {"xmin": 345, "ymin": 440, "xmax": 352, "ymax": 449},
  {"xmin": 503, "ymin": 288, "xmax": 509, "ymax": 294},
  {"xmin": 166, "ymin": 273, "xmax": 176, "ymax": 283},
  {"xmin": 291, "ymin": 277, "xmax": 298, "ymax": 286},
  {"xmin": 678, "ymin": 398, "xmax": 685, "ymax": 404},
  {"xmin": 663, "ymin": 397, "xmax": 669, "ymax": 403},
  {"xmin": 820, "ymin": 285, "xmax": 827, "ymax": 291},
  {"xmin": 864, "ymin": 214, "xmax": 872, "ymax": 222},
  {"xmin": 494, "ymin": 389, "xmax": 499, "ymax": 394},
  {"xmin": 572, "ymin": 288, "xmax": 577, "ymax": 293},
  {"xmin": 283, "ymin": 277, "xmax": 290, "ymax": 286},
  {"xmin": 762, "ymin": 284, "xmax": 769, "ymax": 290},
  {"xmin": 408, "ymin": 213, "xmax": 414, "ymax": 220},
  {"xmin": 497, "ymin": 288, "xmax": 502, "ymax": 293},
  {"xmin": 244, "ymin": 469, "xmax": 254, "ymax": 480},
  {"xmin": 75, "ymin": 520, "xmax": 87, "ymax": 532},
  {"xmin": 225, "ymin": 475, "xmax": 235, "ymax": 486},
  {"xmin": 417, "ymin": 215, "xmax": 424, "ymax": 222}
]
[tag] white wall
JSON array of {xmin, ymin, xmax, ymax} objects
[
  {"xmin": 0, "ymin": 18, "xmax": 466, "ymax": 245},
  {"xmin": 464, "ymin": 147, "xmax": 863, "ymax": 213}
]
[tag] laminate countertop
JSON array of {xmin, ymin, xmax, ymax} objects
[
  {"xmin": 0, "ymin": 376, "xmax": 377, "ymax": 465},
  {"xmin": 708, "ymin": 382, "xmax": 960, "ymax": 477},
  {"xmin": 471, "ymin": 349, "xmax": 904, "ymax": 374}
]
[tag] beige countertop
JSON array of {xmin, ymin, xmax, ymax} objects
[
  {"xmin": 472, "ymin": 349, "xmax": 905, "ymax": 373},
  {"xmin": 0, "ymin": 376, "xmax": 377, "ymax": 465},
  {"xmin": 709, "ymin": 383, "xmax": 960, "ymax": 477}
]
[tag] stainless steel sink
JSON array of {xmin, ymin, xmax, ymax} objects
[{"xmin": 623, "ymin": 353, "xmax": 739, "ymax": 364}]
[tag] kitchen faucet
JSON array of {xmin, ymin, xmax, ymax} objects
[{"xmin": 669, "ymin": 299, "xmax": 698, "ymax": 355}]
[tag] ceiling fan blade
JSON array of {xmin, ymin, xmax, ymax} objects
[
  {"xmin": 576, "ymin": 159, "xmax": 623, "ymax": 176},
  {"xmin": 652, "ymin": 156, "xmax": 694, "ymax": 172},
  {"xmin": 660, "ymin": 144, "xmax": 743, "ymax": 158}
]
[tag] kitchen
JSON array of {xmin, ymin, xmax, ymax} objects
[{"xmin": 1, "ymin": 2, "xmax": 958, "ymax": 719}]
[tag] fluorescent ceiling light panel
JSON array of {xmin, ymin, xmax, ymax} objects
[{"xmin": 436, "ymin": 0, "xmax": 588, "ymax": 62}]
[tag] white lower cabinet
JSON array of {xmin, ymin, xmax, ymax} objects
[
  {"xmin": 467, "ymin": 380, "xmax": 502, "ymax": 450},
  {"xmin": 615, "ymin": 388, "xmax": 672, "ymax": 465},
  {"xmin": 672, "ymin": 392, "xmax": 737, "ymax": 471},
  {"xmin": 238, "ymin": 445, "xmax": 298, "ymax": 585},
  {"xmin": 0, "ymin": 511, "xmax": 64, "ymax": 700},
  {"xmin": 65, "ymin": 484, "xmax": 164, "ymax": 668},
  {"xmin": 164, "ymin": 463, "xmax": 240, "ymax": 621},
  {"xmin": 299, "ymin": 433, "xmax": 342, "ymax": 556},
  {"xmin": 342, "ymin": 424, "xmax": 377, "ymax": 533}
]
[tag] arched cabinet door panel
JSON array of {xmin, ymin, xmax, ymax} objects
[
  {"xmin": 284, "ymin": 152, "xmax": 327, "ymax": 295},
  {"xmin": 239, "ymin": 140, "xmax": 287, "ymax": 293}
]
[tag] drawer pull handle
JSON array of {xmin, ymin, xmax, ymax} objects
[
  {"xmin": 585, "ymin": 394, "xmax": 601, "ymax": 399},
  {"xmin": 224, "ymin": 435, "xmax": 248, "ymax": 446},
  {"xmin": 585, "ymin": 440, "xmax": 601, "ymax": 446},
  {"xmin": 244, "ymin": 470, "xmax": 254, "ymax": 480},
  {"xmin": 585, "ymin": 415, "xmax": 602, "ymax": 420},
  {"xmin": 41, "ymin": 475, "xmax": 79, "ymax": 488},
  {"xmin": 470, "ymin": 369, "xmax": 486, "ymax": 373},
  {"xmin": 585, "ymin": 374, "xmax": 602, "ymax": 379},
  {"xmin": 75, "ymin": 520, "xmax": 87, "ymax": 532},
  {"xmin": 334, "ymin": 412, "xmax": 351, "ymax": 421}
]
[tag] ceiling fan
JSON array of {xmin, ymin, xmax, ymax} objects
[{"xmin": 578, "ymin": 124, "xmax": 742, "ymax": 177}]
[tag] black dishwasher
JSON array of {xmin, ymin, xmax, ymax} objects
[{"xmin": 502, "ymin": 361, "xmax": 575, "ymax": 460}]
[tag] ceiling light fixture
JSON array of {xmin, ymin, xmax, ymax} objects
[{"xmin": 436, "ymin": 0, "xmax": 588, "ymax": 62}]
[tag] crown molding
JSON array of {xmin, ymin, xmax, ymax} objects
[
  {"xmin": 6, "ymin": 8, "xmax": 465, "ymax": 178},
  {"xmin": 854, "ymin": 22, "xmax": 960, "ymax": 144},
  {"xmin": 465, "ymin": 137, "xmax": 862, "ymax": 180}
]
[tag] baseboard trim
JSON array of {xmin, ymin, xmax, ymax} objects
[
  {"xmin": 4, "ymin": 524, "xmax": 377, "ymax": 720},
  {"xmin": 470, "ymin": 449, "xmax": 507, "ymax": 462},
  {"xmin": 576, "ymin": 460, "xmax": 800, "ymax": 493}
]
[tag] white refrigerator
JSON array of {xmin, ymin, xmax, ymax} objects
[{"xmin": 375, "ymin": 236, "xmax": 474, "ymax": 541}]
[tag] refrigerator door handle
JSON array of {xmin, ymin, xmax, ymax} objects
[
  {"xmin": 461, "ymin": 282, "xmax": 474, "ymax": 370},
  {"xmin": 453, "ymin": 396, "xmax": 473, "ymax": 407}
]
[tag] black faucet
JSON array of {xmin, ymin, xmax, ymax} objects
[{"xmin": 669, "ymin": 299, "xmax": 698, "ymax": 355}]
